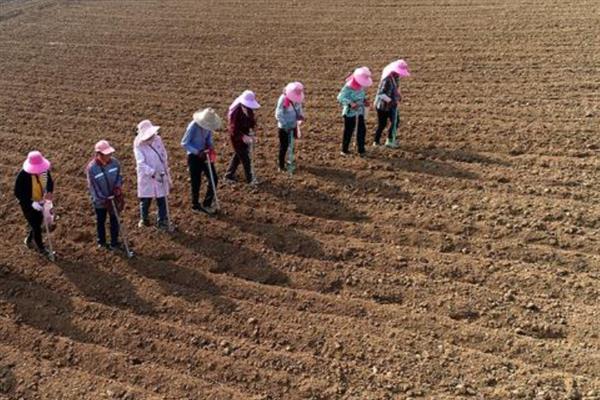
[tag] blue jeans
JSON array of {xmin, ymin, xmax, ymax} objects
[
  {"xmin": 95, "ymin": 208, "xmax": 119, "ymax": 246},
  {"xmin": 139, "ymin": 197, "xmax": 167, "ymax": 223}
]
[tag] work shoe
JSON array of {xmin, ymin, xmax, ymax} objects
[
  {"xmin": 23, "ymin": 235, "xmax": 34, "ymax": 249},
  {"xmin": 359, "ymin": 152, "xmax": 367, "ymax": 158},
  {"xmin": 193, "ymin": 204, "xmax": 214, "ymax": 215},
  {"xmin": 223, "ymin": 176, "xmax": 236, "ymax": 185},
  {"xmin": 385, "ymin": 140, "xmax": 400, "ymax": 149},
  {"xmin": 157, "ymin": 220, "xmax": 170, "ymax": 230},
  {"xmin": 109, "ymin": 242, "xmax": 124, "ymax": 252},
  {"xmin": 372, "ymin": 141, "xmax": 381, "ymax": 147},
  {"xmin": 249, "ymin": 178, "xmax": 260, "ymax": 187},
  {"xmin": 137, "ymin": 219, "xmax": 150, "ymax": 228},
  {"xmin": 97, "ymin": 242, "xmax": 109, "ymax": 250},
  {"xmin": 340, "ymin": 151, "xmax": 349, "ymax": 157}
]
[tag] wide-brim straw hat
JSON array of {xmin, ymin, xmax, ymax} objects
[
  {"xmin": 136, "ymin": 119, "xmax": 160, "ymax": 142},
  {"xmin": 23, "ymin": 150, "xmax": 51, "ymax": 174},
  {"xmin": 193, "ymin": 108, "xmax": 222, "ymax": 131}
]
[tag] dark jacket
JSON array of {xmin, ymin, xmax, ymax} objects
[
  {"xmin": 14, "ymin": 169, "xmax": 54, "ymax": 213},
  {"xmin": 228, "ymin": 106, "xmax": 256, "ymax": 151},
  {"xmin": 86, "ymin": 158, "xmax": 123, "ymax": 209},
  {"xmin": 375, "ymin": 75, "xmax": 400, "ymax": 111}
]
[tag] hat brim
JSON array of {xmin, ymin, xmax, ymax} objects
[
  {"xmin": 356, "ymin": 76, "xmax": 373, "ymax": 87},
  {"xmin": 137, "ymin": 126, "xmax": 160, "ymax": 142},
  {"xmin": 97, "ymin": 146, "xmax": 115, "ymax": 155},
  {"xmin": 23, "ymin": 158, "xmax": 51, "ymax": 175},
  {"xmin": 287, "ymin": 91, "xmax": 304, "ymax": 103},
  {"xmin": 193, "ymin": 112, "xmax": 222, "ymax": 131},
  {"xmin": 240, "ymin": 99, "xmax": 261, "ymax": 109},
  {"xmin": 396, "ymin": 68, "xmax": 411, "ymax": 77}
]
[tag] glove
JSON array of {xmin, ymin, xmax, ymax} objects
[
  {"xmin": 32, "ymin": 201, "xmax": 44, "ymax": 212},
  {"xmin": 208, "ymin": 148, "xmax": 217, "ymax": 163},
  {"xmin": 380, "ymin": 94, "xmax": 392, "ymax": 103},
  {"xmin": 242, "ymin": 135, "xmax": 254, "ymax": 145}
]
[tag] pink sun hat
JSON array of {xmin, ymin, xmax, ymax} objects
[
  {"xmin": 284, "ymin": 81, "xmax": 305, "ymax": 103},
  {"xmin": 136, "ymin": 119, "xmax": 160, "ymax": 142},
  {"xmin": 94, "ymin": 139, "xmax": 116, "ymax": 155},
  {"xmin": 381, "ymin": 59, "xmax": 410, "ymax": 80},
  {"xmin": 228, "ymin": 90, "xmax": 261, "ymax": 117},
  {"xmin": 23, "ymin": 151, "xmax": 51, "ymax": 175},
  {"xmin": 352, "ymin": 67, "xmax": 373, "ymax": 88}
]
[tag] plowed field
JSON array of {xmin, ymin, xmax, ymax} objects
[{"xmin": 1, "ymin": 0, "xmax": 599, "ymax": 399}]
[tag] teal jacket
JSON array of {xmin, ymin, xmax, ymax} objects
[{"xmin": 337, "ymin": 84, "xmax": 367, "ymax": 117}]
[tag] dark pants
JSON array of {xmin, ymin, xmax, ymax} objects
[
  {"xmin": 225, "ymin": 145, "xmax": 253, "ymax": 183},
  {"xmin": 342, "ymin": 115, "xmax": 366, "ymax": 154},
  {"xmin": 278, "ymin": 128, "xmax": 294, "ymax": 170},
  {"xmin": 188, "ymin": 154, "xmax": 218, "ymax": 207},
  {"xmin": 139, "ymin": 197, "xmax": 167, "ymax": 223},
  {"xmin": 95, "ymin": 208, "xmax": 119, "ymax": 246},
  {"xmin": 374, "ymin": 107, "xmax": 399, "ymax": 144},
  {"xmin": 22, "ymin": 207, "xmax": 44, "ymax": 250}
]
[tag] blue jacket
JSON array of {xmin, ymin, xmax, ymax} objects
[
  {"xmin": 275, "ymin": 95, "xmax": 304, "ymax": 130},
  {"xmin": 181, "ymin": 121, "xmax": 214, "ymax": 155},
  {"xmin": 86, "ymin": 158, "xmax": 123, "ymax": 209}
]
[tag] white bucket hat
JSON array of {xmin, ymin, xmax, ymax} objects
[
  {"xmin": 136, "ymin": 119, "xmax": 160, "ymax": 142},
  {"xmin": 193, "ymin": 108, "xmax": 222, "ymax": 131}
]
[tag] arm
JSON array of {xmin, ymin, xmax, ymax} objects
[
  {"xmin": 114, "ymin": 160, "xmax": 123, "ymax": 189},
  {"xmin": 14, "ymin": 170, "xmax": 32, "ymax": 210},
  {"xmin": 337, "ymin": 85, "xmax": 352, "ymax": 106},
  {"xmin": 206, "ymin": 131, "xmax": 214, "ymax": 150},
  {"xmin": 46, "ymin": 171, "xmax": 54, "ymax": 193},
  {"xmin": 86, "ymin": 165, "xmax": 106, "ymax": 204},
  {"xmin": 275, "ymin": 96, "xmax": 285, "ymax": 123}
]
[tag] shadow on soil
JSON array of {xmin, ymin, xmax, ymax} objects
[
  {"xmin": 222, "ymin": 214, "xmax": 327, "ymax": 261},
  {"xmin": 381, "ymin": 156, "xmax": 479, "ymax": 180},
  {"xmin": 304, "ymin": 165, "xmax": 412, "ymax": 201},
  {"xmin": 128, "ymin": 254, "xmax": 237, "ymax": 314},
  {"xmin": 0, "ymin": 270, "xmax": 89, "ymax": 343},
  {"xmin": 406, "ymin": 145, "xmax": 510, "ymax": 167},
  {"xmin": 55, "ymin": 259, "xmax": 154, "ymax": 316},
  {"xmin": 171, "ymin": 231, "xmax": 289, "ymax": 287},
  {"xmin": 261, "ymin": 180, "xmax": 369, "ymax": 222}
]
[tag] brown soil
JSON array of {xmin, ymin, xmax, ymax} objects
[{"xmin": 1, "ymin": 0, "xmax": 599, "ymax": 399}]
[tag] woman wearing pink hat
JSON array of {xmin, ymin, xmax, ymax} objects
[
  {"xmin": 373, "ymin": 59, "xmax": 410, "ymax": 148},
  {"xmin": 134, "ymin": 120, "xmax": 171, "ymax": 228},
  {"xmin": 14, "ymin": 151, "xmax": 54, "ymax": 256},
  {"xmin": 275, "ymin": 82, "xmax": 305, "ymax": 172},
  {"xmin": 224, "ymin": 90, "xmax": 261, "ymax": 185},
  {"xmin": 337, "ymin": 67, "xmax": 373, "ymax": 156},
  {"xmin": 85, "ymin": 140, "xmax": 124, "ymax": 250}
]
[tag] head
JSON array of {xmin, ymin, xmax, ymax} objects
[
  {"xmin": 23, "ymin": 150, "xmax": 51, "ymax": 175},
  {"xmin": 284, "ymin": 82, "xmax": 305, "ymax": 103},
  {"xmin": 94, "ymin": 140, "xmax": 115, "ymax": 164},
  {"xmin": 136, "ymin": 119, "xmax": 160, "ymax": 143},
  {"xmin": 352, "ymin": 67, "xmax": 373, "ymax": 88}
]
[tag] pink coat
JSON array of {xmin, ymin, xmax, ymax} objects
[{"xmin": 133, "ymin": 135, "xmax": 171, "ymax": 198}]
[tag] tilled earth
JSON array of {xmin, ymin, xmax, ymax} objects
[{"xmin": 0, "ymin": 0, "xmax": 599, "ymax": 399}]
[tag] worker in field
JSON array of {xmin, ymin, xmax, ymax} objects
[
  {"xmin": 224, "ymin": 90, "xmax": 261, "ymax": 186},
  {"xmin": 275, "ymin": 81, "xmax": 305, "ymax": 174},
  {"xmin": 134, "ymin": 119, "xmax": 172, "ymax": 228},
  {"xmin": 337, "ymin": 67, "xmax": 373, "ymax": 157},
  {"xmin": 373, "ymin": 59, "xmax": 410, "ymax": 149},
  {"xmin": 14, "ymin": 150, "xmax": 54, "ymax": 257},
  {"xmin": 181, "ymin": 108, "xmax": 221, "ymax": 215},
  {"xmin": 85, "ymin": 140, "xmax": 124, "ymax": 250}
]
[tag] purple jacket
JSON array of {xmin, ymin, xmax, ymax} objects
[{"xmin": 133, "ymin": 135, "xmax": 171, "ymax": 198}]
